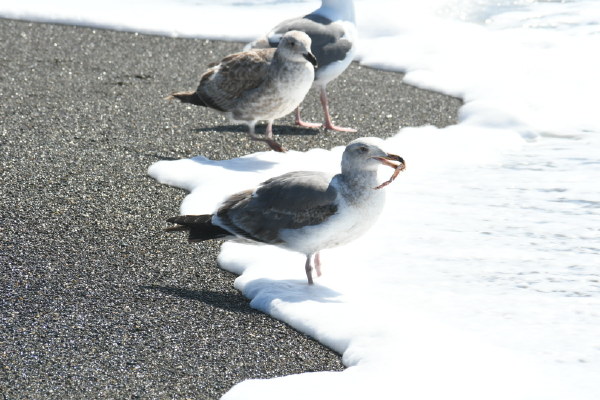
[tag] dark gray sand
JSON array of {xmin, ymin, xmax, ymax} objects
[{"xmin": 0, "ymin": 18, "xmax": 462, "ymax": 399}]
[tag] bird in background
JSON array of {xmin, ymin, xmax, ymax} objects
[
  {"xmin": 165, "ymin": 137, "xmax": 405, "ymax": 285},
  {"xmin": 245, "ymin": 0, "xmax": 358, "ymax": 132},
  {"xmin": 167, "ymin": 30, "xmax": 318, "ymax": 152}
]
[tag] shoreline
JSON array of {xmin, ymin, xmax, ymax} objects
[{"xmin": 0, "ymin": 18, "xmax": 462, "ymax": 398}]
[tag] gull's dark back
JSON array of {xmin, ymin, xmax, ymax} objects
[
  {"xmin": 216, "ymin": 171, "xmax": 339, "ymax": 244},
  {"xmin": 267, "ymin": 14, "xmax": 352, "ymax": 78}
]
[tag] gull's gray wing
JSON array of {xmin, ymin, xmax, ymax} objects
[
  {"xmin": 215, "ymin": 171, "xmax": 339, "ymax": 244},
  {"xmin": 267, "ymin": 14, "xmax": 353, "ymax": 70}
]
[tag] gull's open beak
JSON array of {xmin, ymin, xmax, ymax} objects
[
  {"xmin": 373, "ymin": 154, "xmax": 405, "ymax": 170},
  {"xmin": 304, "ymin": 52, "xmax": 318, "ymax": 68}
]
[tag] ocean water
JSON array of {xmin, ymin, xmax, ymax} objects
[{"xmin": 3, "ymin": 1, "xmax": 599, "ymax": 398}]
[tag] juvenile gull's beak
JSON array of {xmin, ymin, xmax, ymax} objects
[{"xmin": 304, "ymin": 52, "xmax": 318, "ymax": 67}]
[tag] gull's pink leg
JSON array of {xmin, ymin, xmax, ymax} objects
[
  {"xmin": 314, "ymin": 252, "xmax": 322, "ymax": 277},
  {"xmin": 305, "ymin": 254, "xmax": 314, "ymax": 285},
  {"xmin": 294, "ymin": 106, "xmax": 322, "ymax": 129},
  {"xmin": 248, "ymin": 120, "xmax": 286, "ymax": 152},
  {"xmin": 320, "ymin": 86, "xmax": 357, "ymax": 132}
]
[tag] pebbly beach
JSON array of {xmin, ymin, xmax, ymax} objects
[{"xmin": 0, "ymin": 18, "xmax": 461, "ymax": 399}]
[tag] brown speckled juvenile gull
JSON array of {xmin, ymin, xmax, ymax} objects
[
  {"xmin": 168, "ymin": 30, "xmax": 317, "ymax": 152},
  {"xmin": 165, "ymin": 137, "xmax": 405, "ymax": 285},
  {"xmin": 245, "ymin": 0, "xmax": 358, "ymax": 132}
]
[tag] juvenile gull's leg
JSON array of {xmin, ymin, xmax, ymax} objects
[
  {"xmin": 264, "ymin": 120, "xmax": 286, "ymax": 152},
  {"xmin": 320, "ymin": 86, "xmax": 356, "ymax": 133},
  {"xmin": 305, "ymin": 254, "xmax": 314, "ymax": 285},
  {"xmin": 264, "ymin": 120, "xmax": 274, "ymax": 139},
  {"xmin": 247, "ymin": 120, "xmax": 286, "ymax": 152}
]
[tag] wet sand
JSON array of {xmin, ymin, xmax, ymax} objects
[{"xmin": 0, "ymin": 18, "xmax": 462, "ymax": 398}]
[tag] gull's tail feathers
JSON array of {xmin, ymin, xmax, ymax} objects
[
  {"xmin": 165, "ymin": 215, "xmax": 230, "ymax": 242},
  {"xmin": 165, "ymin": 91, "xmax": 207, "ymax": 107}
]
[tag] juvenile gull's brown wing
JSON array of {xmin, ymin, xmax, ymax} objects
[{"xmin": 196, "ymin": 48, "xmax": 275, "ymax": 112}]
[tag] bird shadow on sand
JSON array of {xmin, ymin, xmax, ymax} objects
[
  {"xmin": 141, "ymin": 278, "xmax": 341, "ymax": 313},
  {"xmin": 185, "ymin": 123, "xmax": 319, "ymax": 172},
  {"xmin": 192, "ymin": 123, "xmax": 320, "ymax": 137},
  {"xmin": 241, "ymin": 278, "xmax": 342, "ymax": 306},
  {"xmin": 140, "ymin": 284, "xmax": 261, "ymax": 314}
]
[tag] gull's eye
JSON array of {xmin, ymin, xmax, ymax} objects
[{"xmin": 358, "ymin": 146, "xmax": 368, "ymax": 153}]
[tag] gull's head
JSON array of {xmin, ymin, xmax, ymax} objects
[
  {"xmin": 342, "ymin": 137, "xmax": 404, "ymax": 174},
  {"xmin": 277, "ymin": 31, "xmax": 318, "ymax": 67}
]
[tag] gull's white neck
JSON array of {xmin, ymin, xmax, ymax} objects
[{"xmin": 337, "ymin": 169, "xmax": 381, "ymax": 205}]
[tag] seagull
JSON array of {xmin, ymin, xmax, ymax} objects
[
  {"xmin": 165, "ymin": 137, "xmax": 405, "ymax": 285},
  {"xmin": 167, "ymin": 30, "xmax": 318, "ymax": 152},
  {"xmin": 245, "ymin": 0, "xmax": 358, "ymax": 132}
]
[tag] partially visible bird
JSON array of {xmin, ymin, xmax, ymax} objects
[
  {"xmin": 168, "ymin": 30, "xmax": 318, "ymax": 152},
  {"xmin": 245, "ymin": 0, "xmax": 357, "ymax": 132},
  {"xmin": 165, "ymin": 137, "xmax": 405, "ymax": 285}
]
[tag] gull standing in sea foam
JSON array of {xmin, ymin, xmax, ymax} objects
[
  {"xmin": 165, "ymin": 137, "xmax": 405, "ymax": 285},
  {"xmin": 167, "ymin": 31, "xmax": 317, "ymax": 152},
  {"xmin": 245, "ymin": 0, "xmax": 357, "ymax": 132}
]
